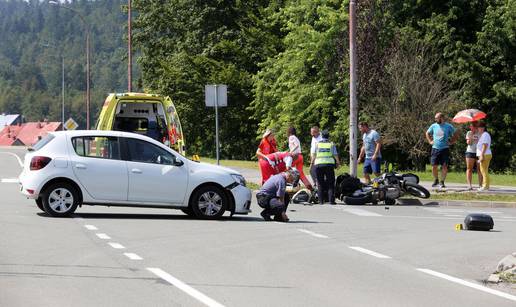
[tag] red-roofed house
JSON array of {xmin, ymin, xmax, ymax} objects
[{"xmin": 0, "ymin": 121, "xmax": 62, "ymax": 146}]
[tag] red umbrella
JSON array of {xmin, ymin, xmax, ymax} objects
[{"xmin": 452, "ymin": 109, "xmax": 487, "ymax": 123}]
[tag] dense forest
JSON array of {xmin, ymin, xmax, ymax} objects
[
  {"xmin": 0, "ymin": 0, "xmax": 134, "ymax": 129},
  {"xmin": 0, "ymin": 0, "xmax": 515, "ymax": 171}
]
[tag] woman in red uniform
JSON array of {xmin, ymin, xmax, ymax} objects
[
  {"xmin": 257, "ymin": 129, "xmax": 278, "ymax": 183},
  {"xmin": 260, "ymin": 151, "xmax": 313, "ymax": 190}
]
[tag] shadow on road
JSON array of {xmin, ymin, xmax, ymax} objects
[{"xmin": 35, "ymin": 212, "xmax": 327, "ymax": 224}]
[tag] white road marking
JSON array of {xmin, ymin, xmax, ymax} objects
[
  {"xmin": 96, "ymin": 233, "xmax": 111, "ymax": 240},
  {"xmin": 84, "ymin": 225, "xmax": 98, "ymax": 230},
  {"xmin": 0, "ymin": 152, "xmax": 23, "ymax": 167},
  {"xmin": 417, "ymin": 268, "xmax": 516, "ymax": 302},
  {"xmin": 342, "ymin": 208, "xmax": 382, "ymax": 217},
  {"xmin": 124, "ymin": 253, "xmax": 143, "ymax": 260},
  {"xmin": 349, "ymin": 246, "xmax": 391, "ymax": 259},
  {"xmin": 444, "ymin": 215, "xmax": 463, "ymax": 217},
  {"xmin": 297, "ymin": 229, "xmax": 329, "ymax": 239},
  {"xmin": 147, "ymin": 268, "xmax": 225, "ymax": 307},
  {"xmin": 108, "ymin": 242, "xmax": 125, "ymax": 249},
  {"xmin": 1, "ymin": 178, "xmax": 19, "ymax": 183}
]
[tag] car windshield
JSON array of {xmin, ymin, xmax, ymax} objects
[{"xmin": 31, "ymin": 134, "xmax": 55, "ymax": 151}]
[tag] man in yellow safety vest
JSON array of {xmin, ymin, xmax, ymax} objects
[{"xmin": 311, "ymin": 130, "xmax": 340, "ymax": 204}]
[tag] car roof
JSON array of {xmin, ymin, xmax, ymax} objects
[{"xmin": 51, "ymin": 130, "xmax": 163, "ymax": 144}]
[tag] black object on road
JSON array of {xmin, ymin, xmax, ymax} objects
[{"xmin": 464, "ymin": 213, "xmax": 494, "ymax": 231}]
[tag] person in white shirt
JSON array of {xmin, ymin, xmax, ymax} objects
[
  {"xmin": 476, "ymin": 122, "xmax": 492, "ymax": 191},
  {"xmin": 287, "ymin": 127, "xmax": 302, "ymax": 154},
  {"xmin": 310, "ymin": 125, "xmax": 323, "ymax": 187}
]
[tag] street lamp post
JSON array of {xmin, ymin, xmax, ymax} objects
[
  {"xmin": 49, "ymin": 1, "xmax": 91, "ymax": 130},
  {"xmin": 41, "ymin": 43, "xmax": 65, "ymax": 130},
  {"xmin": 128, "ymin": 0, "xmax": 132, "ymax": 92}
]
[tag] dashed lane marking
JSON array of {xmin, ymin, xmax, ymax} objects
[
  {"xmin": 96, "ymin": 233, "xmax": 111, "ymax": 240},
  {"xmin": 349, "ymin": 246, "xmax": 391, "ymax": 259},
  {"xmin": 1, "ymin": 178, "xmax": 19, "ymax": 183},
  {"xmin": 297, "ymin": 229, "xmax": 329, "ymax": 239},
  {"xmin": 147, "ymin": 268, "xmax": 226, "ymax": 307},
  {"xmin": 341, "ymin": 208, "xmax": 383, "ymax": 217},
  {"xmin": 417, "ymin": 268, "xmax": 516, "ymax": 302},
  {"xmin": 84, "ymin": 225, "xmax": 98, "ymax": 230},
  {"xmin": 124, "ymin": 253, "xmax": 143, "ymax": 260},
  {"xmin": 108, "ymin": 242, "xmax": 125, "ymax": 249}
]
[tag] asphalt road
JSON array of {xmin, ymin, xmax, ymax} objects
[{"xmin": 1, "ymin": 148, "xmax": 516, "ymax": 307}]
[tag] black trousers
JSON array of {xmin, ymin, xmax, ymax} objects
[
  {"xmin": 310, "ymin": 165, "xmax": 318, "ymax": 187},
  {"xmin": 316, "ymin": 164, "xmax": 335, "ymax": 204},
  {"xmin": 256, "ymin": 193, "xmax": 290, "ymax": 216}
]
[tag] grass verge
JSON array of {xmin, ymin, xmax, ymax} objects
[
  {"xmin": 428, "ymin": 192, "xmax": 516, "ymax": 203},
  {"xmin": 200, "ymin": 157, "xmax": 516, "ymax": 187}
]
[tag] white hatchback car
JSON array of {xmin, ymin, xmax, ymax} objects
[{"xmin": 19, "ymin": 130, "xmax": 252, "ymax": 219}]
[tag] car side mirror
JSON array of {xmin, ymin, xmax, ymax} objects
[{"xmin": 173, "ymin": 159, "xmax": 184, "ymax": 167}]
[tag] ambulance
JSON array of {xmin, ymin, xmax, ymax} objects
[{"xmin": 95, "ymin": 93, "xmax": 185, "ymax": 155}]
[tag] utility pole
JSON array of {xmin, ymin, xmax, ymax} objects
[
  {"xmin": 62, "ymin": 56, "xmax": 65, "ymax": 130},
  {"xmin": 128, "ymin": 0, "xmax": 132, "ymax": 92},
  {"xmin": 349, "ymin": 0, "xmax": 358, "ymax": 177}
]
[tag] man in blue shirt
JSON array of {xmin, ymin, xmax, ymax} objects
[
  {"xmin": 425, "ymin": 113, "xmax": 459, "ymax": 188},
  {"xmin": 358, "ymin": 122, "xmax": 382, "ymax": 184},
  {"xmin": 256, "ymin": 169, "xmax": 300, "ymax": 222}
]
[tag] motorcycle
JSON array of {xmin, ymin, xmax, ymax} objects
[{"xmin": 343, "ymin": 169, "xmax": 430, "ymax": 206}]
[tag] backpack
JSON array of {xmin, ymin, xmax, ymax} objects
[{"xmin": 336, "ymin": 173, "xmax": 362, "ymax": 200}]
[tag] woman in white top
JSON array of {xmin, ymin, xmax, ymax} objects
[
  {"xmin": 465, "ymin": 122, "xmax": 482, "ymax": 190},
  {"xmin": 476, "ymin": 122, "xmax": 492, "ymax": 191},
  {"xmin": 287, "ymin": 127, "xmax": 302, "ymax": 154}
]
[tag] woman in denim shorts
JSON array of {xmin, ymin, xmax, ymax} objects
[{"xmin": 465, "ymin": 122, "xmax": 482, "ymax": 190}]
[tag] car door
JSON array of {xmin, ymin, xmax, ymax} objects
[
  {"xmin": 70, "ymin": 135, "xmax": 128, "ymax": 201},
  {"xmin": 124, "ymin": 137, "xmax": 188, "ymax": 204}
]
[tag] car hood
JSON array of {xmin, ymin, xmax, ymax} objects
[{"xmin": 188, "ymin": 161, "xmax": 241, "ymax": 176}]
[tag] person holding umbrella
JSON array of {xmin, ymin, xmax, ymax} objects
[
  {"xmin": 452, "ymin": 109, "xmax": 488, "ymax": 190},
  {"xmin": 465, "ymin": 122, "xmax": 482, "ymax": 190}
]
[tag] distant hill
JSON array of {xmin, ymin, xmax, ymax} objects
[{"xmin": 0, "ymin": 0, "xmax": 137, "ymax": 128}]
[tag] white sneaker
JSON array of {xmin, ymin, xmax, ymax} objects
[{"xmin": 477, "ymin": 187, "xmax": 489, "ymax": 192}]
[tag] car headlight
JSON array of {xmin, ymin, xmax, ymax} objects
[{"xmin": 231, "ymin": 174, "xmax": 246, "ymax": 187}]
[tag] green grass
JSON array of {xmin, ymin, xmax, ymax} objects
[
  {"xmin": 198, "ymin": 157, "xmax": 516, "ymax": 188},
  {"xmin": 428, "ymin": 192, "xmax": 516, "ymax": 202},
  {"xmin": 200, "ymin": 157, "xmax": 258, "ymax": 169}
]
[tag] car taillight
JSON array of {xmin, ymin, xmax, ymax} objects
[{"xmin": 30, "ymin": 156, "xmax": 52, "ymax": 171}]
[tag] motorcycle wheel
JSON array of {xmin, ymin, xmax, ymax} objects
[
  {"xmin": 344, "ymin": 194, "xmax": 373, "ymax": 205},
  {"xmin": 405, "ymin": 182, "xmax": 430, "ymax": 199}
]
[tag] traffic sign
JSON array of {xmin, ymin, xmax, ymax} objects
[
  {"xmin": 205, "ymin": 85, "xmax": 227, "ymax": 107},
  {"xmin": 64, "ymin": 118, "xmax": 78, "ymax": 130}
]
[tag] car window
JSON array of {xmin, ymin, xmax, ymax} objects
[
  {"xmin": 126, "ymin": 138, "xmax": 175, "ymax": 165},
  {"xmin": 32, "ymin": 134, "xmax": 55, "ymax": 151},
  {"xmin": 72, "ymin": 136, "xmax": 120, "ymax": 160}
]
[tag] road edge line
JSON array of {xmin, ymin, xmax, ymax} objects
[{"xmin": 417, "ymin": 268, "xmax": 516, "ymax": 302}]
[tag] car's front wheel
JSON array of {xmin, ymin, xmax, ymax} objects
[
  {"xmin": 35, "ymin": 198, "xmax": 45, "ymax": 212},
  {"xmin": 42, "ymin": 182, "xmax": 79, "ymax": 217},
  {"xmin": 190, "ymin": 185, "xmax": 227, "ymax": 219}
]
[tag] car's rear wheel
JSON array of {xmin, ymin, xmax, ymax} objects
[
  {"xmin": 35, "ymin": 198, "xmax": 45, "ymax": 212},
  {"xmin": 42, "ymin": 182, "xmax": 79, "ymax": 217},
  {"xmin": 190, "ymin": 185, "xmax": 227, "ymax": 219}
]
